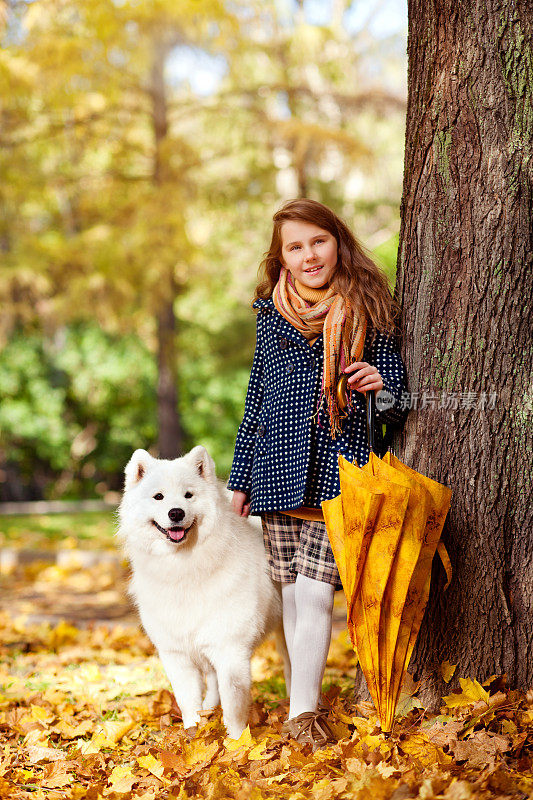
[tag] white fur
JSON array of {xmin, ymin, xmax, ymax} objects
[{"xmin": 117, "ymin": 445, "xmax": 288, "ymax": 739}]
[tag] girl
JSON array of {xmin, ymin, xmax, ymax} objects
[{"xmin": 227, "ymin": 198, "xmax": 408, "ymax": 749}]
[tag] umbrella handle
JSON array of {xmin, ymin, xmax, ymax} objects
[
  {"xmin": 366, "ymin": 390, "xmax": 377, "ymax": 454},
  {"xmin": 366, "ymin": 390, "xmax": 397, "ymax": 457}
]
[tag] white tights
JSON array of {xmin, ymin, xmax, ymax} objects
[{"xmin": 281, "ymin": 573, "xmax": 335, "ymax": 719}]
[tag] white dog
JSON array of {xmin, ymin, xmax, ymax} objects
[{"xmin": 117, "ymin": 445, "xmax": 288, "ymax": 739}]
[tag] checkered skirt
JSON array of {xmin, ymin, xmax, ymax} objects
[{"xmin": 260, "ymin": 511, "xmax": 342, "ymax": 589}]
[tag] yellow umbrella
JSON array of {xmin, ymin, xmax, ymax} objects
[{"xmin": 321, "ymin": 393, "xmax": 452, "ymax": 733}]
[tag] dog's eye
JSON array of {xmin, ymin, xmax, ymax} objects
[
  {"xmin": 153, "ymin": 493, "xmax": 164, "ymax": 500},
  {"xmin": 185, "ymin": 491, "xmax": 193, "ymax": 499}
]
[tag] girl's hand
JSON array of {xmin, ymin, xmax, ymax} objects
[
  {"xmin": 344, "ymin": 362, "xmax": 384, "ymax": 394},
  {"xmin": 232, "ymin": 490, "xmax": 251, "ymax": 518}
]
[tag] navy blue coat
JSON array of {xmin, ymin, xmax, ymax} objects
[{"xmin": 227, "ymin": 296, "xmax": 408, "ymax": 515}]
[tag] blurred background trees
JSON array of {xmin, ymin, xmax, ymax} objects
[{"xmin": 0, "ymin": 0, "xmax": 407, "ymax": 500}]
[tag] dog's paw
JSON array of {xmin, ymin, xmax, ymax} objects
[{"xmin": 224, "ymin": 723, "xmax": 246, "ymax": 741}]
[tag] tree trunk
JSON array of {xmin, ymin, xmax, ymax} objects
[
  {"xmin": 151, "ymin": 38, "xmax": 183, "ymax": 459},
  {"xmin": 156, "ymin": 297, "xmax": 182, "ymax": 458},
  {"xmin": 393, "ymin": 0, "xmax": 533, "ymax": 705}
]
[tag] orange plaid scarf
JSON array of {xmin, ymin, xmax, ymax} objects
[{"xmin": 273, "ymin": 267, "xmax": 366, "ymax": 437}]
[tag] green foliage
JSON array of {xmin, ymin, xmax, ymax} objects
[
  {"xmin": 0, "ymin": 337, "xmax": 72, "ymax": 471},
  {"xmin": 0, "ymin": 309, "xmax": 259, "ymax": 496},
  {"xmin": 0, "ymin": 325, "xmax": 156, "ymax": 499},
  {"xmin": 177, "ymin": 288, "xmax": 257, "ymax": 477}
]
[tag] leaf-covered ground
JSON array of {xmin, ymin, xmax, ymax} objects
[{"xmin": 1, "ymin": 560, "xmax": 532, "ymax": 799}]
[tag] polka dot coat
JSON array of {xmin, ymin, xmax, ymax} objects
[{"xmin": 227, "ymin": 295, "xmax": 409, "ymax": 515}]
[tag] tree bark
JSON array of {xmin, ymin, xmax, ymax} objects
[
  {"xmin": 156, "ymin": 295, "xmax": 182, "ymax": 459},
  {"xmin": 150, "ymin": 37, "xmax": 183, "ymax": 459},
  {"xmin": 393, "ymin": 0, "xmax": 533, "ymax": 705}
]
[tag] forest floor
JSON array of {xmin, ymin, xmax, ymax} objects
[{"xmin": 0, "ymin": 520, "xmax": 532, "ymax": 799}]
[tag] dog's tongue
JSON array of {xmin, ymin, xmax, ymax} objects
[{"xmin": 168, "ymin": 526, "xmax": 186, "ymax": 542}]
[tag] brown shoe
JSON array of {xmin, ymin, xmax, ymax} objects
[{"xmin": 281, "ymin": 710, "xmax": 336, "ymax": 751}]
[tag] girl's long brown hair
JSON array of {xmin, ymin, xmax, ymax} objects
[{"xmin": 255, "ymin": 198, "xmax": 401, "ymax": 341}]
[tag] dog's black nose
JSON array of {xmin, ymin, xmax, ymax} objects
[{"xmin": 168, "ymin": 507, "xmax": 185, "ymax": 522}]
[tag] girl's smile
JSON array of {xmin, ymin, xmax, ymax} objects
[{"xmin": 280, "ymin": 220, "xmax": 338, "ymax": 288}]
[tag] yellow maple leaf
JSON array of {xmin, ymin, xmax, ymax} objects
[
  {"xmin": 351, "ymin": 716, "xmax": 372, "ymax": 736},
  {"xmin": 400, "ymin": 734, "xmax": 452, "ymax": 766},
  {"xmin": 17, "ymin": 768, "xmax": 35, "ymax": 781},
  {"xmin": 520, "ymin": 710, "xmax": 533, "ymax": 726},
  {"xmin": 345, "ymin": 757, "xmax": 365, "ymax": 777},
  {"xmin": 224, "ymin": 724, "xmax": 255, "ymax": 751},
  {"xmin": 100, "ymin": 718, "xmax": 136, "ymax": 744},
  {"xmin": 78, "ymin": 733, "xmax": 107, "ymax": 755},
  {"xmin": 26, "ymin": 744, "xmax": 66, "ymax": 764},
  {"xmin": 311, "ymin": 777, "xmax": 334, "ymax": 799},
  {"xmin": 137, "ymin": 753, "xmax": 164, "ymax": 779},
  {"xmin": 23, "ymin": 729, "xmax": 49, "ymax": 748},
  {"xmin": 501, "ymin": 719, "xmax": 517, "ymax": 735},
  {"xmin": 184, "ymin": 739, "xmax": 219, "ymax": 766},
  {"xmin": 104, "ymin": 764, "xmax": 137, "ymax": 795},
  {"xmin": 376, "ymin": 761, "xmax": 398, "ymax": 778},
  {"xmin": 54, "ymin": 719, "xmax": 93, "ymax": 738},
  {"xmin": 30, "ymin": 705, "xmax": 54, "ymax": 724},
  {"xmin": 337, "ymin": 711, "xmax": 356, "ymax": 725},
  {"xmin": 443, "ymin": 678, "xmax": 490, "ymax": 708},
  {"xmin": 352, "ymin": 733, "xmax": 392, "ymax": 760},
  {"xmin": 440, "ymin": 661, "xmax": 457, "ymax": 683},
  {"xmin": 77, "ymin": 716, "xmax": 136, "ymax": 754},
  {"xmin": 248, "ymin": 738, "xmax": 270, "ymax": 760},
  {"xmin": 40, "ymin": 760, "xmax": 72, "ymax": 789}
]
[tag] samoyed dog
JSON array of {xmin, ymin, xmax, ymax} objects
[{"xmin": 117, "ymin": 445, "xmax": 288, "ymax": 739}]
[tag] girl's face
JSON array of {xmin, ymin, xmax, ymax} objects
[{"xmin": 279, "ymin": 220, "xmax": 338, "ymax": 289}]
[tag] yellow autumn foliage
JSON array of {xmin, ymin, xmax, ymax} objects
[{"xmin": 443, "ymin": 678, "xmax": 490, "ymax": 708}]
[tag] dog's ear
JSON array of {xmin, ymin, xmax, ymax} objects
[
  {"xmin": 186, "ymin": 445, "xmax": 216, "ymax": 481},
  {"xmin": 124, "ymin": 449, "xmax": 153, "ymax": 490}
]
